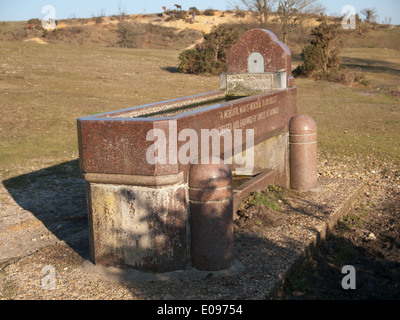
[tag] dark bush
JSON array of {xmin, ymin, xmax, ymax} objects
[
  {"xmin": 27, "ymin": 18, "xmax": 42, "ymax": 29},
  {"xmin": 178, "ymin": 24, "xmax": 239, "ymax": 75},
  {"xmin": 94, "ymin": 16, "xmax": 104, "ymax": 24},
  {"xmin": 294, "ymin": 22, "xmax": 342, "ymax": 77},
  {"xmin": 203, "ymin": 9, "xmax": 215, "ymax": 16},
  {"xmin": 189, "ymin": 7, "xmax": 200, "ymax": 16},
  {"xmin": 178, "ymin": 48, "xmax": 215, "ymax": 74},
  {"xmin": 165, "ymin": 10, "xmax": 187, "ymax": 21},
  {"xmin": 235, "ymin": 11, "xmax": 246, "ymax": 18},
  {"xmin": 293, "ymin": 43, "xmax": 323, "ymax": 77},
  {"xmin": 294, "ymin": 21, "xmax": 368, "ymax": 87}
]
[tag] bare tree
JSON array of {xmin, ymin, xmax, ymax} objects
[
  {"xmin": 277, "ymin": 0, "xmax": 325, "ymax": 43},
  {"xmin": 117, "ymin": 3, "xmax": 128, "ymax": 24},
  {"xmin": 238, "ymin": 0, "xmax": 277, "ymax": 24},
  {"xmin": 360, "ymin": 8, "xmax": 378, "ymax": 23},
  {"xmin": 383, "ymin": 16, "xmax": 392, "ymax": 25}
]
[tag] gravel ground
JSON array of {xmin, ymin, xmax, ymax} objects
[
  {"xmin": 284, "ymin": 154, "xmax": 400, "ymax": 300},
  {"xmin": 0, "ymin": 155, "xmax": 399, "ymax": 300}
]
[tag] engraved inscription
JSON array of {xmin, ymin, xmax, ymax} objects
[{"xmin": 218, "ymin": 95, "xmax": 280, "ymax": 132}]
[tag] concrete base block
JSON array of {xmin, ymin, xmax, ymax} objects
[
  {"xmin": 87, "ymin": 182, "xmax": 188, "ymax": 273},
  {"xmin": 82, "ymin": 258, "xmax": 245, "ymax": 283}
]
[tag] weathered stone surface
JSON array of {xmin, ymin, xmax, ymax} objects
[
  {"xmin": 227, "ymin": 29, "xmax": 294, "ymax": 88},
  {"xmin": 87, "ymin": 182, "xmax": 188, "ymax": 272},
  {"xmin": 225, "ymin": 73, "xmax": 274, "ymax": 96}
]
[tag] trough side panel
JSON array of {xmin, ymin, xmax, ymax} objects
[
  {"xmin": 78, "ymin": 119, "xmax": 179, "ymax": 176},
  {"xmin": 174, "ymin": 88, "xmax": 297, "ymax": 179}
]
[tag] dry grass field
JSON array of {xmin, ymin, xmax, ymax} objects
[{"xmin": 0, "ymin": 41, "xmax": 219, "ymax": 177}]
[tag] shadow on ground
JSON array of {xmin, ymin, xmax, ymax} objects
[
  {"xmin": 2, "ymin": 159, "xmax": 90, "ymax": 260},
  {"xmin": 342, "ymin": 56, "xmax": 400, "ymax": 77},
  {"xmin": 285, "ymin": 188, "xmax": 400, "ymax": 300},
  {"xmin": 3, "ymin": 163, "xmax": 399, "ymax": 299},
  {"xmin": 160, "ymin": 66, "xmax": 179, "ymax": 73},
  {"xmin": 285, "ymin": 232, "xmax": 400, "ymax": 300}
]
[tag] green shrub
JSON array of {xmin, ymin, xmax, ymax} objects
[
  {"xmin": 178, "ymin": 48, "xmax": 225, "ymax": 74},
  {"xmin": 178, "ymin": 24, "xmax": 239, "ymax": 75},
  {"xmin": 179, "ymin": 49, "xmax": 210, "ymax": 74},
  {"xmin": 294, "ymin": 22, "xmax": 343, "ymax": 76},
  {"xmin": 294, "ymin": 44, "xmax": 323, "ymax": 77},
  {"xmin": 294, "ymin": 21, "xmax": 368, "ymax": 87}
]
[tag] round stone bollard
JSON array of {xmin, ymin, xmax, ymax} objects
[
  {"xmin": 289, "ymin": 115, "xmax": 318, "ymax": 191},
  {"xmin": 189, "ymin": 157, "xmax": 234, "ymax": 271}
]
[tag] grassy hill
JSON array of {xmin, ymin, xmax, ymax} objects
[{"xmin": 1, "ymin": 10, "xmax": 397, "ymax": 49}]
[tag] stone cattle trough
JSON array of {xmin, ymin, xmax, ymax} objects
[{"xmin": 77, "ymin": 29, "xmax": 318, "ymax": 273}]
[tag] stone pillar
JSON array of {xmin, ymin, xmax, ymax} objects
[
  {"xmin": 189, "ymin": 158, "xmax": 234, "ymax": 271},
  {"xmin": 289, "ymin": 115, "xmax": 318, "ymax": 191}
]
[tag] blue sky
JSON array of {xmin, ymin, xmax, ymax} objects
[{"xmin": 0, "ymin": 0, "xmax": 399, "ymax": 24}]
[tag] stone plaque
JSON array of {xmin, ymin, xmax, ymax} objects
[{"xmin": 225, "ymin": 73, "xmax": 274, "ymax": 97}]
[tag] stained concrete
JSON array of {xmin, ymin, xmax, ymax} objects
[{"xmin": 87, "ymin": 182, "xmax": 188, "ymax": 272}]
